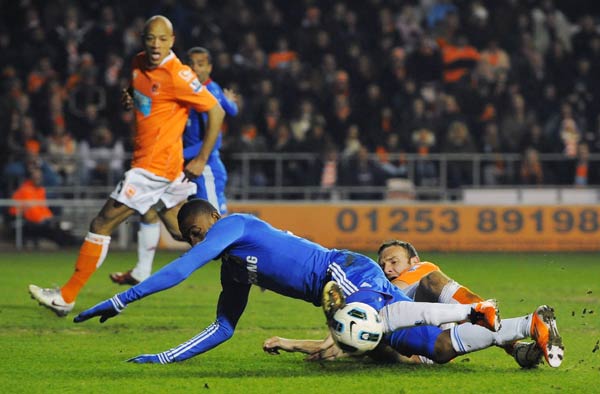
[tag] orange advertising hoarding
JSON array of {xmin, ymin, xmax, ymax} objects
[{"xmin": 225, "ymin": 203, "xmax": 600, "ymax": 252}]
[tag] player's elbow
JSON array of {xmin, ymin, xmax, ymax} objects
[
  {"xmin": 210, "ymin": 103, "xmax": 225, "ymax": 122},
  {"xmin": 216, "ymin": 317, "xmax": 236, "ymax": 341}
]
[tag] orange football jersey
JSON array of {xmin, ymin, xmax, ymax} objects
[{"xmin": 130, "ymin": 51, "xmax": 218, "ymax": 180}]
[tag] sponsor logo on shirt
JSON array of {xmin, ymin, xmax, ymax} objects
[
  {"xmin": 133, "ymin": 89, "xmax": 152, "ymax": 117},
  {"xmin": 189, "ymin": 78, "xmax": 203, "ymax": 93},
  {"xmin": 246, "ymin": 255, "xmax": 258, "ymax": 284}
]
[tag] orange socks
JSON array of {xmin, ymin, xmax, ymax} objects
[{"xmin": 61, "ymin": 232, "xmax": 111, "ymax": 303}]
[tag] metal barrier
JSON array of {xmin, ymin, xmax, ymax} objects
[
  {"xmin": 0, "ymin": 199, "xmax": 136, "ymax": 250},
  {"xmin": 27, "ymin": 151, "xmax": 600, "ymax": 201}
]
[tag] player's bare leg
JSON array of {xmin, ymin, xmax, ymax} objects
[
  {"xmin": 110, "ymin": 201, "xmax": 185, "ymax": 285},
  {"xmin": 30, "ymin": 199, "xmax": 135, "ymax": 316}
]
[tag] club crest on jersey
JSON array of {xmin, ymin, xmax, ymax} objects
[
  {"xmin": 125, "ymin": 184, "xmax": 137, "ymax": 198},
  {"xmin": 178, "ymin": 69, "xmax": 194, "ymax": 82},
  {"xmin": 151, "ymin": 83, "xmax": 160, "ymax": 95}
]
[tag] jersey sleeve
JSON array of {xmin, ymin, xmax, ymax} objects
[
  {"xmin": 172, "ymin": 64, "xmax": 219, "ymax": 113},
  {"xmin": 119, "ymin": 215, "xmax": 247, "ymax": 304},
  {"xmin": 208, "ymin": 83, "xmax": 238, "ymax": 117},
  {"xmin": 158, "ymin": 276, "xmax": 251, "ymax": 362}
]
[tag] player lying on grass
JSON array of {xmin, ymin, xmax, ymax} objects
[
  {"xmin": 263, "ymin": 240, "xmax": 564, "ymax": 368},
  {"xmin": 73, "ymin": 198, "xmax": 502, "ymax": 364}
]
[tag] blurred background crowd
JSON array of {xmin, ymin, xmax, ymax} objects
[{"xmin": 1, "ymin": 0, "xmax": 600, "ymax": 200}]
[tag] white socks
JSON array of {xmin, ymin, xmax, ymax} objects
[
  {"xmin": 379, "ymin": 301, "xmax": 473, "ymax": 333},
  {"xmin": 130, "ymin": 222, "xmax": 160, "ymax": 282},
  {"xmin": 438, "ymin": 281, "xmax": 461, "ymax": 304},
  {"xmin": 450, "ymin": 315, "xmax": 532, "ymax": 354}
]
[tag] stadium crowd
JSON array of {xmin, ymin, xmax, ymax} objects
[{"xmin": 1, "ymin": 0, "xmax": 600, "ymax": 200}]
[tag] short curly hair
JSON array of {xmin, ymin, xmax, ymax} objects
[{"xmin": 377, "ymin": 240, "xmax": 419, "ymax": 261}]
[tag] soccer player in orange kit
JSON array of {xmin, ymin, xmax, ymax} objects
[{"xmin": 28, "ymin": 15, "xmax": 225, "ymax": 317}]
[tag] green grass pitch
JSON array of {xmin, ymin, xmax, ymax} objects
[{"xmin": 0, "ymin": 250, "xmax": 598, "ymax": 394}]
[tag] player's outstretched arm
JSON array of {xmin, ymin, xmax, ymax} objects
[
  {"xmin": 73, "ymin": 295, "xmax": 126, "ymax": 323},
  {"xmin": 263, "ymin": 337, "xmax": 328, "ymax": 355},
  {"xmin": 128, "ymin": 280, "xmax": 251, "ymax": 364}
]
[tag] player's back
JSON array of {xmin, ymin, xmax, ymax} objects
[{"xmin": 219, "ymin": 214, "xmax": 337, "ymax": 304}]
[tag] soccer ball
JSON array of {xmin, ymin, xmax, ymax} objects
[
  {"xmin": 329, "ymin": 302, "xmax": 383, "ymax": 355},
  {"xmin": 513, "ymin": 342, "xmax": 544, "ymax": 369}
]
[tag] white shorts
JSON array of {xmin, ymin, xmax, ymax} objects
[{"xmin": 110, "ymin": 168, "xmax": 197, "ymax": 214}]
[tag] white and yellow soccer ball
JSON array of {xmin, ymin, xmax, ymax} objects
[{"xmin": 330, "ymin": 302, "xmax": 383, "ymax": 355}]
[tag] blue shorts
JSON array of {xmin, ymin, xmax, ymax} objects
[
  {"xmin": 385, "ymin": 325, "xmax": 443, "ymax": 359},
  {"xmin": 328, "ymin": 251, "xmax": 412, "ymax": 311},
  {"xmin": 192, "ymin": 154, "xmax": 228, "ymax": 214}
]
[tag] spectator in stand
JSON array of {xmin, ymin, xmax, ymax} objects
[
  {"xmin": 78, "ymin": 125, "xmax": 125, "ymax": 186},
  {"xmin": 479, "ymin": 39, "xmax": 510, "ymax": 84},
  {"xmin": 574, "ymin": 142, "xmax": 592, "ymax": 187},
  {"xmin": 268, "ymin": 37, "xmax": 298, "ymax": 71},
  {"xmin": 46, "ymin": 122, "xmax": 78, "ymax": 185},
  {"xmin": 9, "ymin": 165, "xmax": 78, "ymax": 247},
  {"xmin": 376, "ymin": 133, "xmax": 408, "ymax": 179},
  {"xmin": 406, "ymin": 35, "xmax": 443, "ymax": 85},
  {"xmin": 442, "ymin": 121, "xmax": 477, "ymax": 189},
  {"xmin": 290, "ymin": 99, "xmax": 318, "ymax": 144},
  {"xmin": 340, "ymin": 144, "xmax": 386, "ymax": 200},
  {"xmin": 520, "ymin": 147, "xmax": 544, "ymax": 185},
  {"xmin": 439, "ymin": 34, "xmax": 480, "ymax": 87},
  {"xmin": 340, "ymin": 124, "xmax": 363, "ymax": 159},
  {"xmin": 572, "ymin": 14, "xmax": 600, "ymax": 59},
  {"xmin": 531, "ymin": 0, "xmax": 572, "ymax": 55},
  {"xmin": 499, "ymin": 93, "xmax": 536, "ymax": 153},
  {"xmin": 317, "ymin": 144, "xmax": 339, "ymax": 200},
  {"xmin": 410, "ymin": 127, "xmax": 438, "ymax": 188},
  {"xmin": 480, "ymin": 122, "xmax": 506, "ymax": 185}
]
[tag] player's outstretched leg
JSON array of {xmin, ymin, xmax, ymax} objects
[
  {"xmin": 530, "ymin": 305, "xmax": 564, "ymax": 367},
  {"xmin": 322, "ymin": 281, "xmax": 346, "ymax": 322},
  {"xmin": 28, "ymin": 285, "xmax": 74, "ymax": 317},
  {"xmin": 468, "ymin": 299, "xmax": 501, "ymax": 332}
]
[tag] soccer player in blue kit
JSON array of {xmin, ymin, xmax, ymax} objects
[
  {"xmin": 110, "ymin": 47, "xmax": 238, "ymax": 286},
  {"xmin": 75, "ymin": 199, "xmax": 501, "ymax": 364}
]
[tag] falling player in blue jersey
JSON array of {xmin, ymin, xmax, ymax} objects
[
  {"xmin": 110, "ymin": 47, "xmax": 239, "ymax": 286},
  {"xmin": 74, "ymin": 199, "xmax": 501, "ymax": 364}
]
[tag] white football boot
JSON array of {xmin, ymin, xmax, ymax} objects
[{"xmin": 28, "ymin": 285, "xmax": 74, "ymax": 317}]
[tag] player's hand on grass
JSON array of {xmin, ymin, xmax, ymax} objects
[
  {"xmin": 263, "ymin": 337, "xmax": 285, "ymax": 355},
  {"xmin": 73, "ymin": 295, "xmax": 126, "ymax": 323},
  {"xmin": 127, "ymin": 353, "xmax": 170, "ymax": 364}
]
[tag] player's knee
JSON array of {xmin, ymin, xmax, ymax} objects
[
  {"xmin": 141, "ymin": 209, "xmax": 160, "ymax": 224},
  {"xmin": 89, "ymin": 215, "xmax": 112, "ymax": 234},
  {"xmin": 431, "ymin": 332, "xmax": 456, "ymax": 364},
  {"xmin": 420, "ymin": 271, "xmax": 448, "ymax": 297}
]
